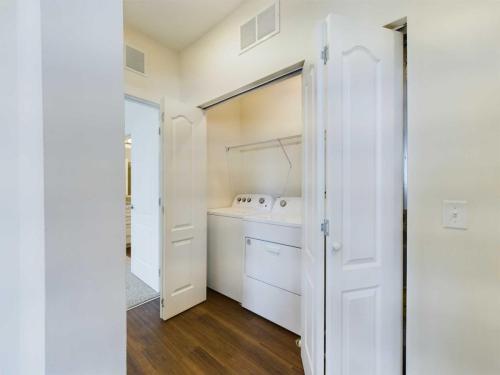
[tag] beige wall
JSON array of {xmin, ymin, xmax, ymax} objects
[
  {"xmin": 181, "ymin": 1, "xmax": 500, "ymax": 374},
  {"xmin": 124, "ymin": 25, "xmax": 180, "ymax": 104},
  {"xmin": 406, "ymin": 4, "xmax": 500, "ymax": 374},
  {"xmin": 206, "ymin": 75, "xmax": 302, "ymax": 209},
  {"xmin": 206, "ymin": 99, "xmax": 242, "ymax": 209},
  {"xmin": 239, "ymin": 75, "xmax": 302, "ymax": 197}
]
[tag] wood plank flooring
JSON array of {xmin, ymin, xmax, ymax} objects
[{"xmin": 127, "ymin": 289, "xmax": 304, "ymax": 375}]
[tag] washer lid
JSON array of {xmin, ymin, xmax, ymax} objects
[{"xmin": 207, "ymin": 207, "xmax": 258, "ymax": 218}]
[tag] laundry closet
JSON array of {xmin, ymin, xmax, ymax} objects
[{"xmin": 205, "ymin": 74, "xmax": 303, "ymax": 334}]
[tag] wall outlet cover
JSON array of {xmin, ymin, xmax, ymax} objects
[{"xmin": 442, "ymin": 200, "xmax": 468, "ymax": 230}]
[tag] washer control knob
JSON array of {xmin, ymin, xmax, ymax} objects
[
  {"xmin": 248, "ymin": 198, "xmax": 252, "ymax": 203},
  {"xmin": 259, "ymin": 197, "xmax": 265, "ymax": 204},
  {"xmin": 280, "ymin": 199, "xmax": 287, "ymax": 207},
  {"xmin": 242, "ymin": 197, "xmax": 246, "ymax": 202}
]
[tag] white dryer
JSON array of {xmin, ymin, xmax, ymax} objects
[
  {"xmin": 242, "ymin": 197, "xmax": 302, "ymax": 334},
  {"xmin": 207, "ymin": 194, "xmax": 274, "ymax": 302}
]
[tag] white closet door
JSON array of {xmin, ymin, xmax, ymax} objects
[
  {"xmin": 301, "ymin": 53, "xmax": 326, "ymax": 374},
  {"xmin": 324, "ymin": 14, "xmax": 404, "ymax": 375},
  {"xmin": 125, "ymin": 98, "xmax": 160, "ymax": 292},
  {"xmin": 161, "ymin": 98, "xmax": 207, "ymax": 320}
]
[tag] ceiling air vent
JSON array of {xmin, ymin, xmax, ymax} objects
[
  {"xmin": 125, "ymin": 45, "xmax": 145, "ymax": 75},
  {"xmin": 240, "ymin": 1, "xmax": 280, "ymax": 54}
]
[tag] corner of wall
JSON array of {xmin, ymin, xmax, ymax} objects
[{"xmin": 124, "ymin": 24, "xmax": 181, "ymax": 104}]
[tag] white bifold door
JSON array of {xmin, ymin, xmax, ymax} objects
[
  {"xmin": 325, "ymin": 14, "xmax": 403, "ymax": 375},
  {"xmin": 161, "ymin": 99, "xmax": 207, "ymax": 320},
  {"xmin": 301, "ymin": 58, "xmax": 326, "ymax": 375},
  {"xmin": 301, "ymin": 14, "xmax": 403, "ymax": 375},
  {"xmin": 125, "ymin": 98, "xmax": 161, "ymax": 292}
]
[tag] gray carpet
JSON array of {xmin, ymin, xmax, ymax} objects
[{"xmin": 126, "ymin": 257, "xmax": 159, "ymax": 310}]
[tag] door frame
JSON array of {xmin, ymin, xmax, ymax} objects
[{"xmin": 124, "ymin": 93, "xmax": 164, "ymax": 302}]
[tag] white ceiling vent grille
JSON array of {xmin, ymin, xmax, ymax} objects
[
  {"xmin": 240, "ymin": 1, "xmax": 280, "ymax": 54},
  {"xmin": 241, "ymin": 18, "xmax": 257, "ymax": 50},
  {"xmin": 125, "ymin": 45, "xmax": 145, "ymax": 75},
  {"xmin": 257, "ymin": 4, "xmax": 277, "ymax": 39}
]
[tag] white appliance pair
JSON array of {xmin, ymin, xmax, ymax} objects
[{"xmin": 207, "ymin": 195, "xmax": 302, "ymax": 334}]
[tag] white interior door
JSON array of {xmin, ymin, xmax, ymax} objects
[
  {"xmin": 301, "ymin": 55, "xmax": 326, "ymax": 374},
  {"xmin": 125, "ymin": 98, "xmax": 160, "ymax": 292},
  {"xmin": 161, "ymin": 98, "xmax": 207, "ymax": 320},
  {"xmin": 324, "ymin": 15, "xmax": 404, "ymax": 375}
]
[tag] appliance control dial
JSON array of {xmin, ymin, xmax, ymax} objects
[
  {"xmin": 248, "ymin": 198, "xmax": 252, "ymax": 203},
  {"xmin": 259, "ymin": 197, "xmax": 265, "ymax": 204},
  {"xmin": 280, "ymin": 199, "xmax": 287, "ymax": 207}
]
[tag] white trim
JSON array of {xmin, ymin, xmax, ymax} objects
[
  {"xmin": 126, "ymin": 296, "xmax": 160, "ymax": 311},
  {"xmin": 124, "ymin": 95, "xmax": 163, "ymax": 307},
  {"xmin": 124, "ymin": 94, "xmax": 159, "ymax": 109}
]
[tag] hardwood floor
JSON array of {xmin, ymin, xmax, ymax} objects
[{"xmin": 127, "ymin": 289, "xmax": 304, "ymax": 375}]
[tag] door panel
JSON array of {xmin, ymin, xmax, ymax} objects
[
  {"xmin": 324, "ymin": 14, "xmax": 403, "ymax": 375},
  {"xmin": 161, "ymin": 99, "xmax": 207, "ymax": 320},
  {"xmin": 301, "ymin": 35, "xmax": 326, "ymax": 373},
  {"xmin": 125, "ymin": 98, "xmax": 160, "ymax": 292}
]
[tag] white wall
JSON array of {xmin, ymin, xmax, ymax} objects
[
  {"xmin": 180, "ymin": 0, "xmax": 332, "ymax": 105},
  {"xmin": 41, "ymin": 0, "xmax": 126, "ymax": 373},
  {"xmin": 0, "ymin": 0, "xmax": 45, "ymax": 373},
  {"xmin": 179, "ymin": 0, "xmax": 404, "ymax": 104},
  {"xmin": 206, "ymin": 75, "xmax": 302, "ymax": 208},
  {"xmin": 1, "ymin": 1, "xmax": 23, "ymax": 373},
  {"xmin": 182, "ymin": 1, "xmax": 500, "ymax": 374},
  {"xmin": 124, "ymin": 25, "xmax": 180, "ymax": 104}
]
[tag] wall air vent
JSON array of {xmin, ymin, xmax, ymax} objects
[
  {"xmin": 240, "ymin": 1, "xmax": 280, "ymax": 54},
  {"xmin": 241, "ymin": 18, "xmax": 257, "ymax": 50},
  {"xmin": 125, "ymin": 45, "xmax": 145, "ymax": 75}
]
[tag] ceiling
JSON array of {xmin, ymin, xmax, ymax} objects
[{"xmin": 124, "ymin": 0, "xmax": 245, "ymax": 51}]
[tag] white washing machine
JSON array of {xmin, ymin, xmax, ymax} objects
[
  {"xmin": 242, "ymin": 197, "xmax": 302, "ymax": 334},
  {"xmin": 207, "ymin": 194, "xmax": 274, "ymax": 302}
]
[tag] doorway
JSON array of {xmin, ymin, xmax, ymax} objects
[
  {"xmin": 128, "ymin": 72, "xmax": 305, "ymax": 373},
  {"xmin": 124, "ymin": 96, "xmax": 162, "ymax": 310}
]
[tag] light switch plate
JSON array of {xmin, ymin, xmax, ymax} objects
[{"xmin": 443, "ymin": 200, "xmax": 467, "ymax": 229}]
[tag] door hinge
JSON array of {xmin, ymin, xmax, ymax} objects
[
  {"xmin": 158, "ymin": 268, "xmax": 161, "ymax": 277},
  {"xmin": 158, "ymin": 127, "xmax": 161, "ymax": 136},
  {"xmin": 161, "ymin": 298, "xmax": 164, "ymax": 308},
  {"xmin": 321, "ymin": 45, "xmax": 329, "ymax": 65},
  {"xmin": 321, "ymin": 219, "xmax": 330, "ymax": 236},
  {"xmin": 158, "ymin": 197, "xmax": 161, "ymax": 206},
  {"xmin": 161, "ymin": 112, "xmax": 165, "ymax": 122}
]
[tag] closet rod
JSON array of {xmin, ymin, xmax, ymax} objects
[{"xmin": 225, "ymin": 134, "xmax": 302, "ymax": 152}]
